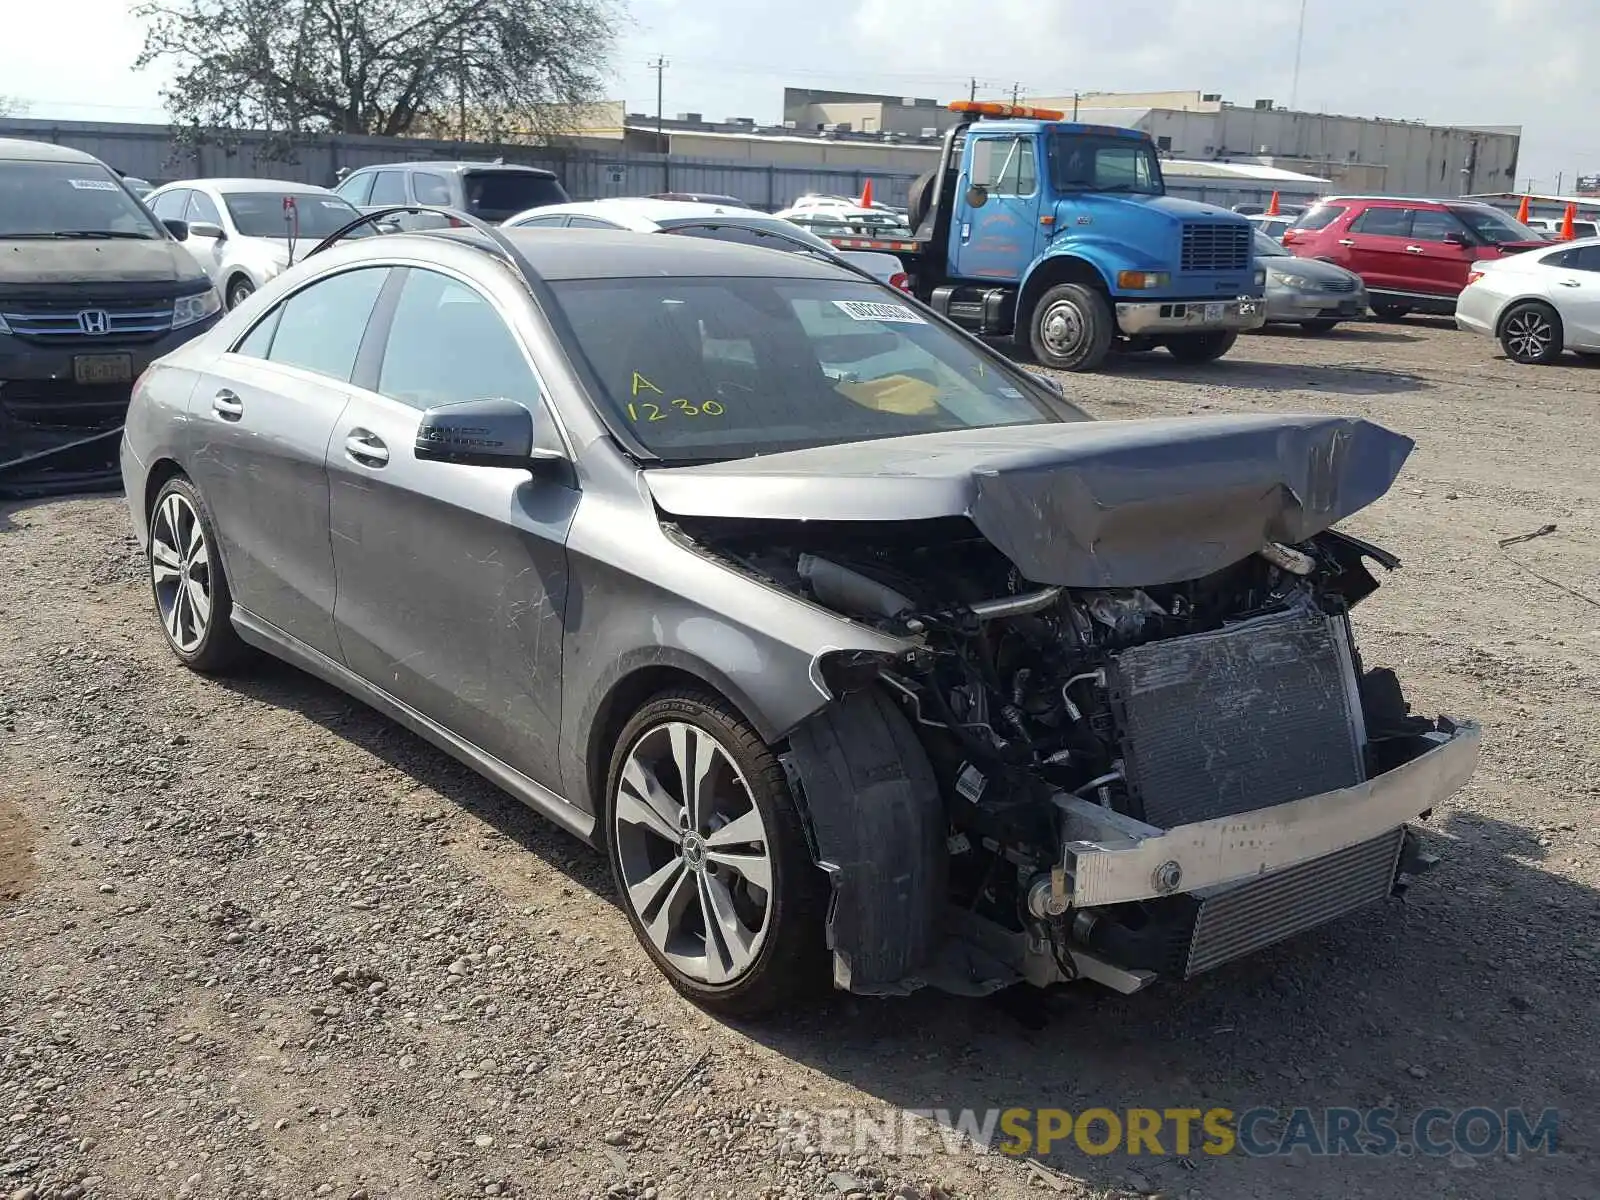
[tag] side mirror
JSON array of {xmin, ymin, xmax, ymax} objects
[
  {"xmin": 188, "ymin": 221, "xmax": 226, "ymax": 240},
  {"xmin": 965, "ymin": 183, "xmax": 989, "ymax": 209},
  {"xmin": 375, "ymin": 220, "xmax": 402, "ymax": 234},
  {"xmin": 1444, "ymin": 230, "xmax": 1473, "ymax": 248},
  {"xmin": 415, "ymin": 398, "xmax": 540, "ymax": 468},
  {"xmin": 162, "ymin": 218, "xmax": 189, "ymax": 240}
]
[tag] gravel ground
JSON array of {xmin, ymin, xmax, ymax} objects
[{"xmin": 3, "ymin": 318, "xmax": 1598, "ymax": 1200}]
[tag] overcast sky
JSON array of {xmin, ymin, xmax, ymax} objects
[{"xmin": 1, "ymin": 0, "xmax": 1593, "ymax": 192}]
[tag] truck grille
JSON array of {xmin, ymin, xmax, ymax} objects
[
  {"xmin": 0, "ymin": 300, "xmax": 173, "ymax": 344},
  {"xmin": 1180, "ymin": 222, "xmax": 1251, "ymax": 273},
  {"xmin": 1109, "ymin": 610, "xmax": 1367, "ymax": 829},
  {"xmin": 1185, "ymin": 828, "xmax": 1405, "ymax": 976}
]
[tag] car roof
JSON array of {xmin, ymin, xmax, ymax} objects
[
  {"xmin": 515, "ymin": 197, "xmax": 787, "ymax": 228},
  {"xmin": 350, "ymin": 161, "xmax": 558, "ymax": 178},
  {"xmin": 381, "ymin": 226, "xmax": 854, "ymax": 282},
  {"xmin": 155, "ymin": 178, "xmax": 338, "ymax": 194},
  {"xmin": 0, "ymin": 137, "xmax": 102, "ymax": 165}
]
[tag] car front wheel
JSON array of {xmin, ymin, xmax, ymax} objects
[
  {"xmin": 148, "ymin": 476, "xmax": 249, "ymax": 673},
  {"xmin": 1499, "ymin": 302, "xmax": 1564, "ymax": 365},
  {"xmin": 605, "ymin": 690, "xmax": 827, "ymax": 1016},
  {"xmin": 226, "ymin": 277, "xmax": 255, "ymax": 310}
]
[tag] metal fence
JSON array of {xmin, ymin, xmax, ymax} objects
[{"xmin": 0, "ymin": 116, "xmax": 1317, "ymax": 213}]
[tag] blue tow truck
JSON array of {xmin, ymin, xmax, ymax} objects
[{"xmin": 896, "ymin": 100, "xmax": 1266, "ymax": 371}]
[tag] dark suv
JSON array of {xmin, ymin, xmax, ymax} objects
[
  {"xmin": 0, "ymin": 139, "xmax": 222, "ymax": 497},
  {"xmin": 333, "ymin": 161, "xmax": 570, "ymax": 229},
  {"xmin": 1283, "ymin": 196, "xmax": 1549, "ymax": 319}
]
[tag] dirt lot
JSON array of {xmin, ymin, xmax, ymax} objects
[{"xmin": 2, "ymin": 319, "xmax": 1598, "ymax": 1200}]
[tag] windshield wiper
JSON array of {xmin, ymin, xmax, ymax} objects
[{"xmin": 47, "ymin": 230, "xmax": 156, "ymax": 240}]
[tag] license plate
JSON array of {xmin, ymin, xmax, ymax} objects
[
  {"xmin": 1204, "ymin": 302, "xmax": 1224, "ymax": 322},
  {"xmin": 72, "ymin": 354, "xmax": 133, "ymax": 385}
]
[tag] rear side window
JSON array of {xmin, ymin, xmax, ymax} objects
[
  {"xmin": 1351, "ymin": 206, "xmax": 1411, "ymax": 236},
  {"xmin": 412, "ymin": 172, "xmax": 452, "ymax": 206},
  {"xmin": 264, "ymin": 267, "xmax": 389, "ymax": 381},
  {"xmin": 336, "ymin": 172, "xmax": 375, "ymax": 205},
  {"xmin": 368, "ymin": 171, "xmax": 409, "ymax": 205},
  {"xmin": 1291, "ymin": 204, "xmax": 1347, "ymax": 231},
  {"xmin": 462, "ymin": 171, "xmax": 568, "ymax": 219}
]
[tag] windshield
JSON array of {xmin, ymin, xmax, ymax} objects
[
  {"xmin": 1047, "ymin": 134, "xmax": 1163, "ymax": 195},
  {"xmin": 0, "ymin": 161, "xmax": 162, "ymax": 239},
  {"xmin": 1253, "ymin": 231, "xmax": 1291, "ymax": 257},
  {"xmin": 1449, "ymin": 205, "xmax": 1545, "ymax": 245},
  {"xmin": 550, "ymin": 277, "xmax": 1085, "ymax": 462},
  {"xmin": 464, "ymin": 171, "xmax": 568, "ymax": 219},
  {"xmin": 223, "ymin": 192, "xmax": 363, "ymax": 238}
]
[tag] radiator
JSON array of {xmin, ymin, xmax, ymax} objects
[
  {"xmin": 1185, "ymin": 828, "xmax": 1405, "ymax": 976},
  {"xmin": 1108, "ymin": 609, "xmax": 1367, "ymax": 830}
]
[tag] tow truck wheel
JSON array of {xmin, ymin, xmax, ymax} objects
[
  {"xmin": 1165, "ymin": 331, "xmax": 1238, "ymax": 362},
  {"xmin": 1027, "ymin": 283, "xmax": 1114, "ymax": 372}
]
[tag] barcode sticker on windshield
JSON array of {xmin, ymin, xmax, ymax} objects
[
  {"xmin": 68, "ymin": 178, "xmax": 119, "ymax": 191},
  {"xmin": 831, "ymin": 300, "xmax": 925, "ymax": 324}
]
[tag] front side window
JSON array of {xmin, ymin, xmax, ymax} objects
[
  {"xmin": 185, "ymin": 190, "xmax": 223, "ymax": 228},
  {"xmin": 1047, "ymin": 134, "xmax": 1162, "ymax": 196},
  {"xmin": 0, "ymin": 161, "xmax": 164, "ymax": 239},
  {"xmin": 377, "ymin": 270, "xmax": 537, "ymax": 410},
  {"xmin": 368, "ymin": 171, "xmax": 409, "ymax": 206},
  {"xmin": 336, "ymin": 172, "xmax": 375, "ymax": 205},
  {"xmin": 149, "ymin": 189, "xmax": 190, "ymax": 222},
  {"xmin": 971, "ymin": 137, "xmax": 1038, "ymax": 196},
  {"xmin": 263, "ymin": 267, "xmax": 389, "ymax": 381},
  {"xmin": 550, "ymin": 276, "xmax": 1085, "ymax": 462},
  {"xmin": 1447, "ymin": 205, "xmax": 1544, "ymax": 246},
  {"xmin": 1409, "ymin": 209, "xmax": 1465, "ymax": 243},
  {"xmin": 222, "ymin": 191, "xmax": 363, "ymax": 238},
  {"xmin": 1351, "ymin": 206, "xmax": 1411, "ymax": 236}
]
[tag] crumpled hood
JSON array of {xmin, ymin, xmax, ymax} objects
[
  {"xmin": 0, "ymin": 237, "xmax": 206, "ymax": 286},
  {"xmin": 645, "ymin": 414, "xmax": 1415, "ymax": 587}
]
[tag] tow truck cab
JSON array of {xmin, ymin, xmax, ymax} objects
[{"xmin": 905, "ymin": 101, "xmax": 1266, "ymax": 371}]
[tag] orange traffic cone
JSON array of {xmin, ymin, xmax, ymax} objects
[
  {"xmin": 859, "ymin": 178, "xmax": 875, "ymax": 209},
  {"xmin": 1265, "ymin": 191, "xmax": 1281, "ymax": 216},
  {"xmin": 1559, "ymin": 203, "xmax": 1577, "ymax": 240},
  {"xmin": 1515, "ymin": 194, "xmax": 1530, "ymax": 223}
]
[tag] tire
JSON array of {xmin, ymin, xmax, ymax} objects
[
  {"xmin": 1164, "ymin": 330, "xmax": 1238, "ymax": 362},
  {"xmin": 226, "ymin": 276, "xmax": 255, "ymax": 310},
  {"xmin": 1026, "ymin": 282, "xmax": 1114, "ymax": 372},
  {"xmin": 1372, "ymin": 302, "xmax": 1411, "ymax": 321},
  {"xmin": 1300, "ymin": 318, "xmax": 1341, "ymax": 334},
  {"xmin": 1498, "ymin": 301, "xmax": 1564, "ymax": 365},
  {"xmin": 906, "ymin": 170, "xmax": 936, "ymax": 232},
  {"xmin": 604, "ymin": 689, "xmax": 828, "ymax": 1017},
  {"xmin": 147, "ymin": 475, "xmax": 250, "ymax": 673}
]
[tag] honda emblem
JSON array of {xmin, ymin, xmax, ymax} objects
[{"xmin": 77, "ymin": 309, "xmax": 110, "ymax": 335}]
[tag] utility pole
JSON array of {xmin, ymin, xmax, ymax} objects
[
  {"xmin": 1073, "ymin": 92, "xmax": 1080, "ymax": 120},
  {"xmin": 1011, "ymin": 82, "xmax": 1022, "ymax": 105},
  {"xmin": 1289, "ymin": 0, "xmax": 1308, "ymax": 110},
  {"xmin": 648, "ymin": 56, "xmax": 669, "ymax": 188},
  {"xmin": 969, "ymin": 77, "xmax": 978, "ymax": 102},
  {"xmin": 1556, "ymin": 170, "xmax": 1564, "ymax": 194}
]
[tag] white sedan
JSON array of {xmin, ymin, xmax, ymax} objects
[
  {"xmin": 1456, "ymin": 238, "xmax": 1600, "ymax": 364},
  {"xmin": 502, "ymin": 198, "xmax": 909, "ymax": 290},
  {"xmin": 145, "ymin": 179, "xmax": 367, "ymax": 310}
]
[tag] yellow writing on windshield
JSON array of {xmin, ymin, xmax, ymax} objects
[{"xmin": 631, "ymin": 372, "xmax": 665, "ymax": 397}]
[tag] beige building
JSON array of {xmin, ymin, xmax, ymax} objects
[
  {"xmin": 779, "ymin": 89, "xmax": 960, "ymax": 139},
  {"xmin": 1027, "ymin": 89, "xmax": 1521, "ymax": 197}
]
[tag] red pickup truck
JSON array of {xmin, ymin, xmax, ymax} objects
[{"xmin": 1282, "ymin": 196, "xmax": 1549, "ymax": 319}]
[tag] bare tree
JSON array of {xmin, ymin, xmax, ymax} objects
[
  {"xmin": 133, "ymin": 0, "xmax": 617, "ymax": 145},
  {"xmin": 0, "ymin": 95, "xmax": 31, "ymax": 118}
]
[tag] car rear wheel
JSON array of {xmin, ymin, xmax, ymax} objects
[
  {"xmin": 1164, "ymin": 331, "xmax": 1238, "ymax": 362},
  {"xmin": 1301, "ymin": 318, "xmax": 1341, "ymax": 334},
  {"xmin": 1499, "ymin": 301, "xmax": 1564, "ymax": 365},
  {"xmin": 1027, "ymin": 283, "xmax": 1114, "ymax": 372},
  {"xmin": 1372, "ymin": 303, "xmax": 1411, "ymax": 321},
  {"xmin": 605, "ymin": 690, "xmax": 827, "ymax": 1016},
  {"xmin": 226, "ymin": 276, "xmax": 255, "ymax": 310},
  {"xmin": 148, "ymin": 476, "xmax": 249, "ymax": 673}
]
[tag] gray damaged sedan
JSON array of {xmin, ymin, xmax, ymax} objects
[
  {"xmin": 120, "ymin": 220, "xmax": 1478, "ymax": 1015},
  {"xmin": 1255, "ymin": 229, "xmax": 1369, "ymax": 332}
]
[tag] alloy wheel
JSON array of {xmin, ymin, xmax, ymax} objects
[
  {"xmin": 612, "ymin": 721, "xmax": 773, "ymax": 985},
  {"xmin": 1503, "ymin": 309, "xmax": 1553, "ymax": 361},
  {"xmin": 150, "ymin": 491, "xmax": 212, "ymax": 653}
]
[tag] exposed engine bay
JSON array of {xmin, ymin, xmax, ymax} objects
[{"xmin": 676, "ymin": 512, "xmax": 1471, "ymax": 995}]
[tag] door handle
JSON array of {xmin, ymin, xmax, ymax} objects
[
  {"xmin": 211, "ymin": 389, "xmax": 243, "ymax": 419},
  {"xmin": 344, "ymin": 429, "xmax": 389, "ymax": 466},
  {"xmin": 1337, "ymin": 238, "xmax": 1356, "ymax": 247},
  {"xmin": 1404, "ymin": 245, "xmax": 1425, "ymax": 254},
  {"xmin": 1557, "ymin": 278, "xmax": 1582, "ymax": 287}
]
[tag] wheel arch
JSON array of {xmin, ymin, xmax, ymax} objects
[
  {"xmin": 1494, "ymin": 295, "xmax": 1564, "ymax": 340},
  {"xmin": 143, "ymin": 457, "xmax": 188, "ymax": 520},
  {"xmin": 1017, "ymin": 253, "xmax": 1111, "ymax": 329}
]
